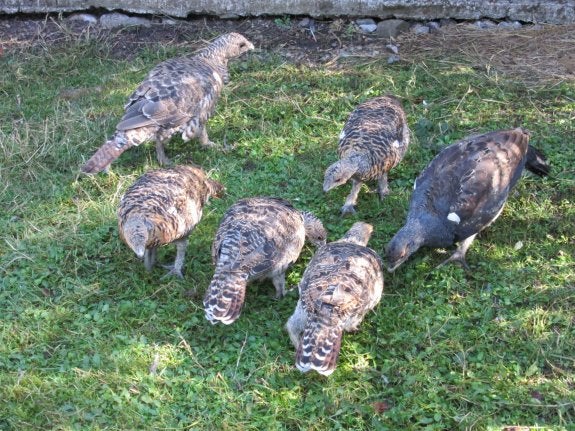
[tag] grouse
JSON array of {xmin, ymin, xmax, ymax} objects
[
  {"xmin": 81, "ymin": 33, "xmax": 254, "ymax": 173},
  {"xmin": 286, "ymin": 222, "xmax": 384, "ymax": 376},
  {"xmin": 386, "ymin": 127, "xmax": 550, "ymax": 272},
  {"xmin": 323, "ymin": 95, "xmax": 410, "ymax": 215},
  {"xmin": 118, "ymin": 164, "xmax": 224, "ymax": 278},
  {"xmin": 203, "ymin": 197, "xmax": 327, "ymax": 325}
]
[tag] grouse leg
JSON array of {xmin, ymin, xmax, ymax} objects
[
  {"xmin": 162, "ymin": 238, "xmax": 188, "ymax": 279},
  {"xmin": 198, "ymin": 124, "xmax": 217, "ymax": 148},
  {"xmin": 144, "ymin": 247, "xmax": 157, "ymax": 271},
  {"xmin": 341, "ymin": 179, "xmax": 362, "ymax": 216},
  {"xmin": 346, "ymin": 314, "xmax": 364, "ymax": 332},
  {"xmin": 155, "ymin": 138, "xmax": 171, "ymax": 166},
  {"xmin": 377, "ymin": 173, "xmax": 390, "ymax": 200},
  {"xmin": 272, "ymin": 272, "xmax": 287, "ymax": 298},
  {"xmin": 437, "ymin": 233, "xmax": 477, "ymax": 271}
]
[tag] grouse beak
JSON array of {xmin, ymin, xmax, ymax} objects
[
  {"xmin": 386, "ymin": 256, "xmax": 408, "ymax": 273},
  {"xmin": 323, "ymin": 181, "xmax": 335, "ymax": 193},
  {"xmin": 134, "ymin": 247, "xmax": 145, "ymax": 259}
]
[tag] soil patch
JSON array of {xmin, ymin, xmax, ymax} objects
[{"xmin": 1, "ymin": 14, "xmax": 574, "ymax": 85}]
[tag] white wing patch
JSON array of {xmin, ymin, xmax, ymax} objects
[
  {"xmin": 392, "ymin": 140, "xmax": 400, "ymax": 148},
  {"xmin": 413, "ymin": 179, "xmax": 417, "ymax": 190},
  {"xmin": 212, "ymin": 71, "xmax": 222, "ymax": 85},
  {"xmin": 447, "ymin": 212, "xmax": 461, "ymax": 224},
  {"xmin": 339, "ymin": 130, "xmax": 346, "ymax": 140}
]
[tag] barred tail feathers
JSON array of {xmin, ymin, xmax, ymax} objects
[
  {"xmin": 81, "ymin": 135, "xmax": 131, "ymax": 174},
  {"xmin": 203, "ymin": 270, "xmax": 248, "ymax": 325},
  {"xmin": 295, "ymin": 321, "xmax": 343, "ymax": 376}
]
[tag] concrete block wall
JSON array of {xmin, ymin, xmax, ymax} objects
[{"xmin": 1, "ymin": 0, "xmax": 574, "ymax": 24}]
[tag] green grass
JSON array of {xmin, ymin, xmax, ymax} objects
[{"xmin": 1, "ymin": 28, "xmax": 574, "ymax": 431}]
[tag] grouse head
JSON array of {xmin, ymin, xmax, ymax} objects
[
  {"xmin": 337, "ymin": 222, "xmax": 373, "ymax": 246},
  {"xmin": 302, "ymin": 212, "xmax": 328, "ymax": 247},
  {"xmin": 385, "ymin": 220, "xmax": 428, "ymax": 272},
  {"xmin": 207, "ymin": 178, "xmax": 226, "ymax": 199},
  {"xmin": 323, "ymin": 158, "xmax": 359, "ymax": 193},
  {"xmin": 216, "ymin": 32, "xmax": 255, "ymax": 59},
  {"xmin": 121, "ymin": 218, "xmax": 154, "ymax": 259}
]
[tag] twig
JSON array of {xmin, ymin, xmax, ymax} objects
[
  {"xmin": 149, "ymin": 352, "xmax": 160, "ymax": 375},
  {"xmin": 232, "ymin": 333, "xmax": 249, "ymax": 381},
  {"xmin": 178, "ymin": 333, "xmax": 206, "ymax": 371}
]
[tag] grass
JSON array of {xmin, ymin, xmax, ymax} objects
[{"xmin": 1, "ymin": 23, "xmax": 574, "ymax": 431}]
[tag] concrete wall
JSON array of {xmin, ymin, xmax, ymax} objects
[{"xmin": 1, "ymin": 0, "xmax": 574, "ymax": 24}]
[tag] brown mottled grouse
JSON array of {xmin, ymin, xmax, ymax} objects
[
  {"xmin": 81, "ymin": 33, "xmax": 254, "ymax": 173},
  {"xmin": 118, "ymin": 164, "xmax": 224, "ymax": 278},
  {"xmin": 203, "ymin": 197, "xmax": 327, "ymax": 325},
  {"xmin": 386, "ymin": 128, "xmax": 550, "ymax": 272},
  {"xmin": 323, "ymin": 95, "xmax": 410, "ymax": 215},
  {"xmin": 286, "ymin": 222, "xmax": 384, "ymax": 376}
]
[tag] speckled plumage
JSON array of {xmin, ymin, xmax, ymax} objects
[
  {"xmin": 203, "ymin": 197, "xmax": 327, "ymax": 325},
  {"xmin": 81, "ymin": 33, "xmax": 254, "ymax": 173},
  {"xmin": 323, "ymin": 95, "xmax": 410, "ymax": 215},
  {"xmin": 286, "ymin": 222, "xmax": 384, "ymax": 376},
  {"xmin": 118, "ymin": 164, "xmax": 224, "ymax": 278},
  {"xmin": 386, "ymin": 128, "xmax": 550, "ymax": 272}
]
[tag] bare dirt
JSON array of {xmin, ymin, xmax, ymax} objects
[
  {"xmin": 0, "ymin": 15, "xmax": 388, "ymax": 62},
  {"xmin": 1, "ymin": 14, "xmax": 574, "ymax": 85}
]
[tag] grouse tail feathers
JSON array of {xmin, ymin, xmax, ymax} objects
[
  {"xmin": 526, "ymin": 145, "xmax": 550, "ymax": 177},
  {"xmin": 81, "ymin": 137, "xmax": 131, "ymax": 174},
  {"xmin": 295, "ymin": 321, "xmax": 343, "ymax": 376},
  {"xmin": 203, "ymin": 271, "xmax": 248, "ymax": 325}
]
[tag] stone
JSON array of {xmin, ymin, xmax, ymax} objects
[
  {"xmin": 99, "ymin": 12, "xmax": 151, "ymax": 29},
  {"xmin": 511, "ymin": 20, "xmax": 523, "ymax": 28},
  {"xmin": 376, "ymin": 19, "xmax": 410, "ymax": 39},
  {"xmin": 474, "ymin": 19, "xmax": 497, "ymax": 29},
  {"xmin": 427, "ymin": 21, "xmax": 441, "ymax": 32},
  {"xmin": 385, "ymin": 43, "xmax": 399, "ymax": 54},
  {"xmin": 498, "ymin": 20, "xmax": 523, "ymax": 29},
  {"xmin": 356, "ymin": 18, "xmax": 377, "ymax": 33},
  {"xmin": 67, "ymin": 13, "xmax": 98, "ymax": 24},
  {"xmin": 387, "ymin": 54, "xmax": 401, "ymax": 64},
  {"xmin": 411, "ymin": 23, "xmax": 430, "ymax": 34},
  {"xmin": 439, "ymin": 18, "xmax": 457, "ymax": 28},
  {"xmin": 299, "ymin": 17, "xmax": 311, "ymax": 27}
]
